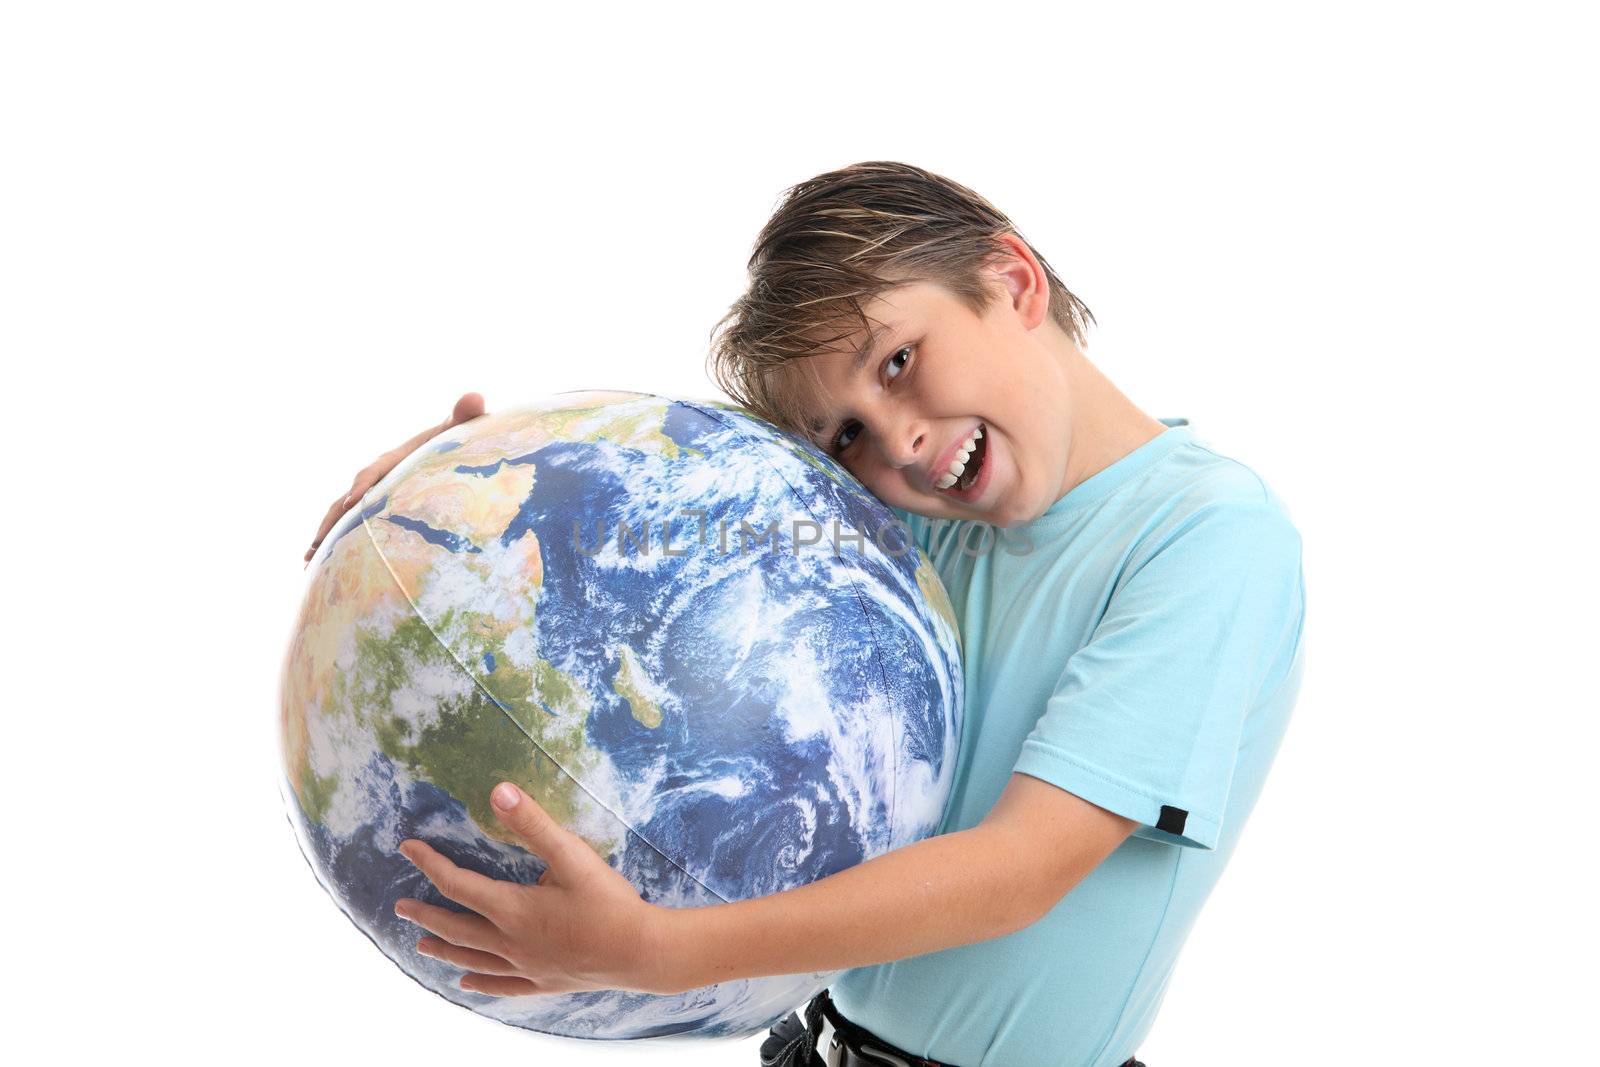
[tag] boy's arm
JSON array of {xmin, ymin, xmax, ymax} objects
[
  {"xmin": 393, "ymin": 774, "xmax": 1134, "ymax": 998},
  {"xmin": 650, "ymin": 772, "xmax": 1135, "ymax": 995}
]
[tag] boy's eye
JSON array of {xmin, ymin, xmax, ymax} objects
[
  {"xmin": 828, "ymin": 345, "xmax": 912, "ymax": 453},
  {"xmin": 833, "ymin": 420, "xmax": 861, "ymax": 452}
]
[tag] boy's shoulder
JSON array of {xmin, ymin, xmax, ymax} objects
[
  {"xmin": 1159, "ymin": 434, "xmax": 1290, "ymax": 514},
  {"xmin": 1048, "ymin": 429, "xmax": 1301, "ymax": 571},
  {"xmin": 1025, "ymin": 425, "xmax": 1296, "ymax": 535},
  {"xmin": 1139, "ymin": 433, "xmax": 1302, "ymax": 565}
]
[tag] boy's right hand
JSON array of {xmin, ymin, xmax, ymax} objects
[{"xmin": 303, "ymin": 392, "xmax": 488, "ymax": 566}]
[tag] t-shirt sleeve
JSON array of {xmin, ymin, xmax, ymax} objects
[{"xmin": 1011, "ymin": 498, "xmax": 1305, "ymax": 850}]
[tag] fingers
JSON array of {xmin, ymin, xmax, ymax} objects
[
  {"xmin": 397, "ymin": 389, "xmax": 485, "ymax": 460},
  {"xmin": 305, "ymin": 493, "xmax": 356, "ymax": 562},
  {"xmin": 393, "ymin": 898, "xmax": 506, "ymax": 955},
  {"xmin": 305, "ymin": 459, "xmax": 388, "ymax": 562},
  {"xmin": 451, "ymin": 392, "xmax": 486, "ymax": 425},
  {"xmin": 416, "ymin": 935, "xmax": 520, "ymax": 976},
  {"xmin": 398, "ymin": 839, "xmax": 516, "ymax": 915},
  {"xmin": 304, "ymin": 395, "xmax": 484, "ymax": 564},
  {"xmin": 460, "ymin": 973, "xmax": 541, "ymax": 997},
  {"xmin": 489, "ymin": 782, "xmax": 584, "ymax": 872}
]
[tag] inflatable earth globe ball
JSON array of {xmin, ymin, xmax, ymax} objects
[{"xmin": 278, "ymin": 391, "xmax": 963, "ymax": 1040}]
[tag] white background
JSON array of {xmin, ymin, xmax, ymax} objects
[{"xmin": 5, "ymin": 2, "xmax": 1595, "ymax": 1063}]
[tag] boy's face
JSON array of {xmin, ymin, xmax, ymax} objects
[{"xmin": 796, "ymin": 256, "xmax": 1074, "ymax": 528}]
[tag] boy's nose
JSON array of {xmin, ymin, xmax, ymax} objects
[{"xmin": 878, "ymin": 421, "xmax": 926, "ymax": 469}]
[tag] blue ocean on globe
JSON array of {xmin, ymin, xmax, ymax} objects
[{"xmin": 279, "ymin": 391, "xmax": 963, "ymax": 1039}]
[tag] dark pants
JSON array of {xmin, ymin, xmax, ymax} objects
[{"xmin": 759, "ymin": 989, "xmax": 1145, "ymax": 1067}]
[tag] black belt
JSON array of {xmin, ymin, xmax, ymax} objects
[{"xmin": 758, "ymin": 989, "xmax": 1146, "ymax": 1067}]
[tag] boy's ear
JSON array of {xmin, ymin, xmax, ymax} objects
[{"xmin": 987, "ymin": 232, "xmax": 1051, "ymax": 331}]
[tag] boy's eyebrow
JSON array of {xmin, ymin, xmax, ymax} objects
[{"xmin": 852, "ymin": 322, "xmax": 891, "ymax": 372}]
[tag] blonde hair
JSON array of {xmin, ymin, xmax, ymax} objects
[{"xmin": 706, "ymin": 160, "xmax": 1095, "ymax": 439}]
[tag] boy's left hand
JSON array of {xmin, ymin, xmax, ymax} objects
[{"xmin": 394, "ymin": 781, "xmax": 668, "ymax": 997}]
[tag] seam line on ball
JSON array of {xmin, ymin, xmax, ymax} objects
[{"xmin": 354, "ymin": 503, "xmax": 729, "ymax": 905}]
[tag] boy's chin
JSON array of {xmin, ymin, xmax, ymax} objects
[
  {"xmin": 899, "ymin": 495, "xmax": 1013, "ymax": 525},
  {"xmin": 876, "ymin": 493, "xmax": 949, "ymax": 521}
]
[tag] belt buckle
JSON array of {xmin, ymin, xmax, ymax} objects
[
  {"xmin": 819, "ymin": 1013, "xmax": 917, "ymax": 1067},
  {"xmin": 855, "ymin": 1042, "xmax": 914, "ymax": 1067},
  {"xmin": 818, "ymin": 1016, "xmax": 843, "ymax": 1067}
]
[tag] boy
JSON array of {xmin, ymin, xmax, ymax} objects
[{"xmin": 305, "ymin": 161, "xmax": 1305, "ymax": 1067}]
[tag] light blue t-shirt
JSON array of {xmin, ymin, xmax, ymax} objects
[{"xmin": 829, "ymin": 420, "xmax": 1307, "ymax": 1067}]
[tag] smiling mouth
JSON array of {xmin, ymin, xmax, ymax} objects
[{"xmin": 936, "ymin": 423, "xmax": 987, "ymax": 494}]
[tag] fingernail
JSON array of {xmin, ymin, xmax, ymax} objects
[{"xmin": 492, "ymin": 782, "xmax": 519, "ymax": 810}]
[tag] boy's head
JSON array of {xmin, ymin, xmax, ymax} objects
[{"xmin": 708, "ymin": 160, "xmax": 1100, "ymax": 527}]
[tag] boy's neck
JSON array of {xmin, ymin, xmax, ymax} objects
[{"xmin": 1058, "ymin": 348, "xmax": 1171, "ymax": 503}]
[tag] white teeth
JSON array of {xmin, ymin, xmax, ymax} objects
[{"xmin": 935, "ymin": 425, "xmax": 984, "ymax": 492}]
